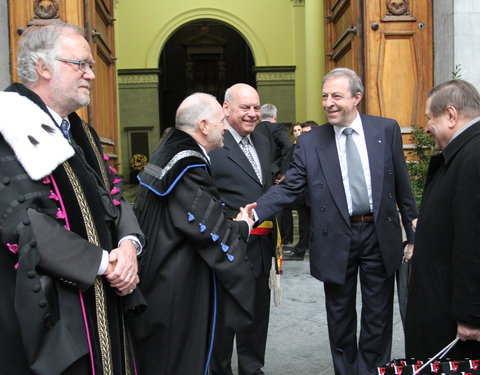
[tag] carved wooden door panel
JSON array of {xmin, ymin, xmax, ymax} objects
[
  {"xmin": 324, "ymin": 0, "xmax": 433, "ymax": 138},
  {"xmin": 364, "ymin": 0, "xmax": 433, "ymax": 132},
  {"xmin": 8, "ymin": 0, "xmax": 118, "ymax": 162},
  {"xmin": 324, "ymin": 0, "xmax": 364, "ymax": 78},
  {"xmin": 85, "ymin": 0, "xmax": 118, "ymax": 160}
]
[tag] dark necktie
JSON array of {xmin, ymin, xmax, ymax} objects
[
  {"xmin": 60, "ymin": 118, "xmax": 71, "ymax": 142},
  {"xmin": 343, "ymin": 127, "xmax": 370, "ymax": 215},
  {"xmin": 239, "ymin": 137, "xmax": 262, "ymax": 183}
]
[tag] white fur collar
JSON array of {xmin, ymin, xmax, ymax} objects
[{"xmin": 0, "ymin": 92, "xmax": 75, "ymax": 180}]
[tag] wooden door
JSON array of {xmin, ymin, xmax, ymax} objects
[
  {"xmin": 324, "ymin": 0, "xmax": 364, "ymax": 81},
  {"xmin": 8, "ymin": 0, "xmax": 118, "ymax": 162},
  {"xmin": 364, "ymin": 0, "xmax": 433, "ymax": 133},
  {"xmin": 324, "ymin": 0, "xmax": 433, "ymax": 141},
  {"xmin": 85, "ymin": 0, "xmax": 118, "ymax": 159}
]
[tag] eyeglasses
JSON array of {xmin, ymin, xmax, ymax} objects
[{"xmin": 56, "ymin": 58, "xmax": 95, "ymax": 73}]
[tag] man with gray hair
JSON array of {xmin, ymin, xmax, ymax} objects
[
  {"xmin": 0, "ymin": 21, "xmax": 144, "ymax": 374},
  {"xmin": 405, "ymin": 79, "xmax": 480, "ymax": 360},
  {"xmin": 131, "ymin": 92, "xmax": 256, "ymax": 375},
  {"xmin": 255, "ymin": 103, "xmax": 293, "ymax": 184},
  {"xmin": 251, "ymin": 68, "xmax": 417, "ymax": 374}
]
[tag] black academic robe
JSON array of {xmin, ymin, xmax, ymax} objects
[
  {"xmin": 0, "ymin": 84, "xmax": 144, "ymax": 375},
  {"xmin": 130, "ymin": 129, "xmax": 256, "ymax": 375}
]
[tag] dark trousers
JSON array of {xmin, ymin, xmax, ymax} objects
[
  {"xmin": 277, "ymin": 208, "xmax": 293, "ymax": 244},
  {"xmin": 324, "ymin": 222, "xmax": 394, "ymax": 375},
  {"xmin": 210, "ymin": 271, "xmax": 271, "ymax": 375},
  {"xmin": 294, "ymin": 204, "xmax": 310, "ymax": 253}
]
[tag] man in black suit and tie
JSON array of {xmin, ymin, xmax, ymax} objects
[
  {"xmin": 209, "ymin": 83, "xmax": 275, "ymax": 375},
  {"xmin": 252, "ymin": 68, "xmax": 418, "ymax": 375},
  {"xmin": 254, "ymin": 103, "xmax": 293, "ymax": 184}
]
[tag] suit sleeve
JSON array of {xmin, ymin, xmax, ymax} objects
[
  {"xmin": 391, "ymin": 121, "xmax": 418, "ymax": 242},
  {"xmin": 256, "ymin": 136, "xmax": 308, "ymax": 222}
]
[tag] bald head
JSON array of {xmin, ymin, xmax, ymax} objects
[
  {"xmin": 175, "ymin": 93, "xmax": 227, "ymax": 153},
  {"xmin": 223, "ymin": 83, "xmax": 261, "ymax": 136}
]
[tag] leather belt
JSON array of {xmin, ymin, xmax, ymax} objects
[{"xmin": 350, "ymin": 215, "xmax": 374, "ymax": 222}]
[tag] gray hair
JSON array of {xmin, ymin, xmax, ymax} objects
[
  {"xmin": 224, "ymin": 86, "xmax": 233, "ymax": 104},
  {"xmin": 427, "ymin": 79, "xmax": 480, "ymax": 118},
  {"xmin": 175, "ymin": 93, "xmax": 218, "ymax": 131},
  {"xmin": 322, "ymin": 67, "xmax": 364, "ymax": 97},
  {"xmin": 16, "ymin": 21, "xmax": 84, "ymax": 87},
  {"xmin": 260, "ymin": 104, "xmax": 277, "ymax": 120}
]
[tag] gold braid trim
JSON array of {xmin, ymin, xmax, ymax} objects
[
  {"xmin": 122, "ymin": 315, "xmax": 131, "ymax": 375},
  {"xmin": 63, "ymin": 161, "xmax": 113, "ymax": 375},
  {"xmin": 78, "ymin": 121, "xmax": 132, "ymax": 373},
  {"xmin": 81, "ymin": 120, "xmax": 110, "ymax": 188}
]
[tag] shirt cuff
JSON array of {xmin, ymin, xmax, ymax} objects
[
  {"xmin": 118, "ymin": 235, "xmax": 143, "ymax": 255},
  {"xmin": 98, "ymin": 250, "xmax": 109, "ymax": 275},
  {"xmin": 252, "ymin": 208, "xmax": 259, "ymax": 223}
]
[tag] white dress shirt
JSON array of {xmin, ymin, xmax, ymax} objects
[{"xmin": 333, "ymin": 112, "xmax": 373, "ymax": 216}]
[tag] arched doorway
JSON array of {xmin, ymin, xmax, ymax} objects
[{"xmin": 158, "ymin": 19, "xmax": 255, "ymax": 132}]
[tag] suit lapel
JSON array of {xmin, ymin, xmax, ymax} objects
[
  {"xmin": 223, "ymin": 131, "xmax": 263, "ymax": 186},
  {"xmin": 315, "ymin": 125, "xmax": 350, "ymax": 225},
  {"xmin": 362, "ymin": 115, "xmax": 385, "ymax": 218}
]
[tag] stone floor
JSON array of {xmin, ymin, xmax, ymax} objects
[{"xmin": 237, "ymin": 255, "xmax": 406, "ymax": 375}]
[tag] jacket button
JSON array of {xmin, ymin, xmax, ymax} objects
[
  {"xmin": 23, "ymin": 218, "xmax": 30, "ymax": 225},
  {"xmin": 2, "ymin": 177, "xmax": 10, "ymax": 185},
  {"xmin": 32, "ymin": 284, "xmax": 41, "ymax": 293},
  {"xmin": 244, "ymin": 256, "xmax": 249, "ymax": 261},
  {"xmin": 39, "ymin": 300, "xmax": 47, "ymax": 308},
  {"xmin": 17, "ymin": 195, "xmax": 25, "ymax": 203},
  {"xmin": 323, "ymin": 231, "xmax": 328, "ymax": 236},
  {"xmin": 387, "ymin": 169, "xmax": 392, "ymax": 175},
  {"xmin": 387, "ymin": 217, "xmax": 392, "ymax": 222},
  {"xmin": 27, "ymin": 271, "xmax": 36, "ymax": 279},
  {"xmin": 320, "ymin": 206, "xmax": 326, "ymax": 212},
  {"xmin": 318, "ymin": 183, "xmax": 323, "ymax": 188},
  {"xmin": 388, "ymin": 193, "xmax": 393, "ymax": 198},
  {"xmin": 30, "ymin": 240, "xmax": 37, "ymax": 248},
  {"xmin": 249, "ymin": 264, "xmax": 254, "ymax": 270}
]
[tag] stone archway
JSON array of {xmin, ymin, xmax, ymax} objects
[{"xmin": 158, "ymin": 19, "xmax": 255, "ymax": 132}]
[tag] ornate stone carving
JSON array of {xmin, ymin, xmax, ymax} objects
[
  {"xmin": 118, "ymin": 74, "xmax": 159, "ymax": 85},
  {"xmin": 256, "ymin": 71, "xmax": 295, "ymax": 82},
  {"xmin": 34, "ymin": 0, "xmax": 59, "ymax": 19},
  {"xmin": 386, "ymin": 0, "xmax": 409, "ymax": 16}
]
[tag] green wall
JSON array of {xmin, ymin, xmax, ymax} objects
[{"xmin": 114, "ymin": 0, "xmax": 326, "ymax": 177}]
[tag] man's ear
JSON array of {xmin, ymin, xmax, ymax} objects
[
  {"xmin": 36, "ymin": 59, "xmax": 53, "ymax": 81},
  {"xmin": 446, "ymin": 105, "xmax": 458, "ymax": 127},
  {"xmin": 223, "ymin": 101, "xmax": 230, "ymax": 117},
  {"xmin": 199, "ymin": 119, "xmax": 208, "ymax": 135},
  {"xmin": 353, "ymin": 92, "xmax": 363, "ymax": 106}
]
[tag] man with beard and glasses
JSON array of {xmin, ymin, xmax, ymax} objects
[{"xmin": 0, "ymin": 21, "xmax": 145, "ymax": 374}]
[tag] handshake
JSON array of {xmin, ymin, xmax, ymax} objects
[{"xmin": 235, "ymin": 202, "xmax": 257, "ymax": 229}]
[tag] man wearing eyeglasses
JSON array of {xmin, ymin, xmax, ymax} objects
[{"xmin": 0, "ymin": 21, "xmax": 145, "ymax": 374}]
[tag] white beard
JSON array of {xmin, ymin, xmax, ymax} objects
[{"xmin": 0, "ymin": 92, "xmax": 75, "ymax": 180}]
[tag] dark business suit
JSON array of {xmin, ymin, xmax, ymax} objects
[
  {"xmin": 209, "ymin": 130, "xmax": 275, "ymax": 375},
  {"xmin": 255, "ymin": 114, "xmax": 417, "ymax": 375},
  {"xmin": 254, "ymin": 121, "xmax": 293, "ymax": 181}
]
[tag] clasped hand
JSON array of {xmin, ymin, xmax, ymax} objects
[{"xmin": 104, "ymin": 240, "xmax": 139, "ymax": 296}]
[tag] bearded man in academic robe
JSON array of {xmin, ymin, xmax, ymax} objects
[{"xmin": 0, "ymin": 21, "xmax": 145, "ymax": 374}]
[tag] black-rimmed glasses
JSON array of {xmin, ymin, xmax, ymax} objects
[{"xmin": 56, "ymin": 58, "xmax": 95, "ymax": 73}]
